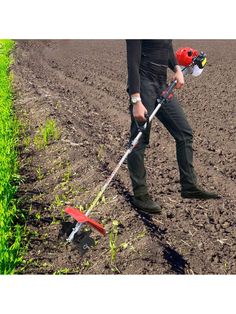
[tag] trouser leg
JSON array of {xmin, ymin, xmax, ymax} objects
[
  {"xmin": 156, "ymin": 95, "xmax": 197, "ymax": 190},
  {"xmin": 127, "ymin": 78, "xmax": 157, "ymax": 197},
  {"xmin": 127, "ymin": 105, "xmax": 154, "ymax": 197},
  {"xmin": 127, "ymin": 143, "xmax": 148, "ymax": 197}
]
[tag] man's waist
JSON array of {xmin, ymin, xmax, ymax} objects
[{"xmin": 140, "ymin": 60, "xmax": 167, "ymax": 81}]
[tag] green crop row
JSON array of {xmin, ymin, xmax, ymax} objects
[{"xmin": 0, "ymin": 40, "xmax": 24, "ymax": 274}]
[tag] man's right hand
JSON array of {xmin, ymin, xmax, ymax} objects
[{"xmin": 132, "ymin": 101, "xmax": 148, "ymax": 122}]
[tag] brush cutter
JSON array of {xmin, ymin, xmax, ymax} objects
[{"xmin": 65, "ymin": 47, "xmax": 207, "ymax": 243}]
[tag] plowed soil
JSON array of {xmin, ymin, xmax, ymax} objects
[{"xmin": 13, "ymin": 40, "xmax": 236, "ymax": 274}]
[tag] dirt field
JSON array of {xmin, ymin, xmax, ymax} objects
[{"xmin": 13, "ymin": 40, "xmax": 236, "ymax": 274}]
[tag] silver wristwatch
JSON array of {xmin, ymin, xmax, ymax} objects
[{"xmin": 130, "ymin": 95, "xmax": 142, "ymax": 105}]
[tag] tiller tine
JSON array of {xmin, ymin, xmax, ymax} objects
[{"xmin": 65, "ymin": 207, "xmax": 106, "ymax": 236}]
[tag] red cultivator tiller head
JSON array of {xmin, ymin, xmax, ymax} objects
[
  {"xmin": 65, "ymin": 46, "xmax": 207, "ymax": 243},
  {"xmin": 65, "ymin": 207, "xmax": 106, "ymax": 236}
]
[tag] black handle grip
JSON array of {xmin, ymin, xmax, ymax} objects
[{"xmin": 134, "ymin": 112, "xmax": 149, "ymax": 133}]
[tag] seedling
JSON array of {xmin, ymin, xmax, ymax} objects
[
  {"xmin": 62, "ymin": 162, "xmax": 72, "ymax": 184},
  {"xmin": 97, "ymin": 144, "xmax": 105, "ymax": 162},
  {"xmin": 109, "ymin": 220, "xmax": 119, "ymax": 263},
  {"xmin": 54, "ymin": 194, "xmax": 64, "ymax": 207},
  {"xmin": 120, "ymin": 242, "xmax": 129, "ymax": 250},
  {"xmin": 36, "ymin": 166, "xmax": 44, "ymax": 180},
  {"xmin": 34, "ymin": 118, "xmax": 60, "ymax": 149},
  {"xmin": 136, "ymin": 229, "xmax": 147, "ymax": 240},
  {"xmin": 83, "ymin": 260, "xmax": 91, "ymax": 269},
  {"xmin": 53, "ymin": 268, "xmax": 70, "ymax": 275},
  {"xmin": 23, "ymin": 135, "xmax": 31, "ymax": 149},
  {"xmin": 35, "ymin": 212, "xmax": 41, "ymax": 221}
]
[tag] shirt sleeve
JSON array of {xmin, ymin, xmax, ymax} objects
[
  {"xmin": 126, "ymin": 40, "xmax": 142, "ymax": 95},
  {"xmin": 168, "ymin": 40, "xmax": 178, "ymax": 71}
]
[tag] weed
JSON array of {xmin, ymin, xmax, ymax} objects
[
  {"xmin": 54, "ymin": 194, "xmax": 65, "ymax": 207},
  {"xmin": 136, "ymin": 229, "xmax": 147, "ymax": 240},
  {"xmin": 62, "ymin": 161, "xmax": 72, "ymax": 184},
  {"xmin": 34, "ymin": 118, "xmax": 60, "ymax": 149},
  {"xmin": 23, "ymin": 135, "xmax": 31, "ymax": 149},
  {"xmin": 49, "ymin": 193, "xmax": 68, "ymax": 220},
  {"xmin": 54, "ymin": 101, "xmax": 61, "ymax": 110},
  {"xmin": 30, "ymin": 229, "xmax": 40, "ymax": 238},
  {"xmin": 50, "ymin": 217, "xmax": 60, "ymax": 225},
  {"xmin": 101, "ymin": 195, "xmax": 106, "ymax": 204},
  {"xmin": 53, "ymin": 268, "xmax": 70, "ymax": 275},
  {"xmin": 41, "ymin": 262, "xmax": 48, "ymax": 268},
  {"xmin": 36, "ymin": 166, "xmax": 44, "ymax": 180},
  {"xmin": 129, "ymin": 245, "xmax": 136, "ymax": 252},
  {"xmin": 16, "ymin": 258, "xmax": 34, "ymax": 273},
  {"xmin": 97, "ymin": 144, "xmax": 105, "ymax": 162},
  {"xmin": 120, "ymin": 242, "xmax": 129, "ymax": 250},
  {"xmin": 224, "ymin": 261, "xmax": 228, "ymax": 273},
  {"xmin": 19, "ymin": 119, "xmax": 31, "ymax": 149},
  {"xmin": 82, "ymin": 260, "xmax": 91, "ymax": 269},
  {"xmin": 35, "ymin": 212, "xmax": 41, "ymax": 221},
  {"xmin": 109, "ymin": 220, "xmax": 119, "ymax": 263},
  {"xmin": 29, "ymin": 204, "xmax": 33, "ymax": 214}
]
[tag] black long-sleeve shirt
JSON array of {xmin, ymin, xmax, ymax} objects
[{"xmin": 126, "ymin": 40, "xmax": 178, "ymax": 95}]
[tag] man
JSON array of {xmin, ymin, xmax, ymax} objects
[{"xmin": 126, "ymin": 40, "xmax": 220, "ymax": 214}]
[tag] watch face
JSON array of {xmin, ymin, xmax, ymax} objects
[{"xmin": 131, "ymin": 96, "xmax": 140, "ymax": 104}]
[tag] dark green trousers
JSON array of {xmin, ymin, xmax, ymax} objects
[{"xmin": 127, "ymin": 76, "xmax": 197, "ymax": 197}]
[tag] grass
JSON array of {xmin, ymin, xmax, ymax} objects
[
  {"xmin": 34, "ymin": 118, "xmax": 60, "ymax": 149},
  {"xmin": 0, "ymin": 39, "xmax": 25, "ymax": 274},
  {"xmin": 36, "ymin": 166, "xmax": 44, "ymax": 180}
]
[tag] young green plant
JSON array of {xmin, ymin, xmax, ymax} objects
[
  {"xmin": 109, "ymin": 220, "xmax": 119, "ymax": 264},
  {"xmin": 34, "ymin": 118, "xmax": 60, "ymax": 149},
  {"xmin": 0, "ymin": 39, "xmax": 25, "ymax": 274}
]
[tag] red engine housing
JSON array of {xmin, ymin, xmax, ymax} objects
[{"xmin": 176, "ymin": 47, "xmax": 199, "ymax": 67}]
